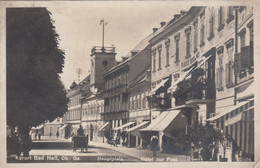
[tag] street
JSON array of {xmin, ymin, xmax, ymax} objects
[{"xmin": 7, "ymin": 136, "xmax": 189, "ymax": 163}]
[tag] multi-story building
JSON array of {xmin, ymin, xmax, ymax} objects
[
  {"xmin": 207, "ymin": 6, "xmax": 254, "ymax": 161},
  {"xmin": 141, "ymin": 6, "xmax": 254, "ymax": 161},
  {"xmin": 62, "ymin": 46, "xmax": 116, "ymax": 141},
  {"xmin": 102, "ymin": 34, "xmax": 152, "ymax": 144},
  {"xmin": 142, "ymin": 7, "xmax": 215, "ymax": 153},
  {"xmin": 126, "ymin": 66, "xmax": 151, "ymax": 148}
]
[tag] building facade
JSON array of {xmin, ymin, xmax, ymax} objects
[
  {"xmin": 102, "ymin": 34, "xmax": 152, "ymax": 144},
  {"xmin": 126, "ymin": 67, "xmax": 151, "ymax": 148},
  {"xmin": 207, "ymin": 6, "xmax": 254, "ymax": 161}
]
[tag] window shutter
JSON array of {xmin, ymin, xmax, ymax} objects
[
  {"xmin": 249, "ymin": 41, "xmax": 254, "ymax": 67},
  {"xmin": 240, "ymin": 46, "xmax": 250, "ymax": 70},
  {"xmin": 225, "ymin": 63, "xmax": 229, "ymax": 84}
]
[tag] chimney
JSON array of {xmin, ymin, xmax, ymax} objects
[
  {"xmin": 174, "ymin": 14, "xmax": 181, "ymax": 20},
  {"xmin": 180, "ymin": 10, "xmax": 187, "ymax": 15},
  {"xmin": 160, "ymin": 21, "xmax": 166, "ymax": 27},
  {"xmin": 122, "ymin": 56, "xmax": 129, "ymax": 61},
  {"xmin": 153, "ymin": 28, "xmax": 158, "ymax": 33}
]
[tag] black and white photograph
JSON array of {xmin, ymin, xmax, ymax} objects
[{"xmin": 1, "ymin": 1, "xmax": 259, "ymax": 167}]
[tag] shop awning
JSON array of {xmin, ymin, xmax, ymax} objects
[
  {"xmin": 150, "ymin": 77, "xmax": 170, "ymax": 95},
  {"xmin": 98, "ymin": 122, "xmax": 110, "ymax": 131},
  {"xmin": 125, "ymin": 121, "xmax": 149, "ymax": 136},
  {"xmin": 113, "ymin": 121, "xmax": 135, "ymax": 131},
  {"xmin": 236, "ymin": 81, "xmax": 254, "ymax": 101},
  {"xmin": 141, "ymin": 110, "xmax": 181, "ymax": 132},
  {"xmin": 206, "ymin": 100, "xmax": 250, "ymax": 121}
]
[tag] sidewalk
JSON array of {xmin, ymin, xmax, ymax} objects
[
  {"xmin": 31, "ymin": 136, "xmax": 190, "ymax": 162},
  {"xmin": 89, "ymin": 141, "xmax": 190, "ymax": 162}
]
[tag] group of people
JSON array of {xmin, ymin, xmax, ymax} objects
[{"xmin": 31, "ymin": 132, "xmax": 41, "ymax": 141}]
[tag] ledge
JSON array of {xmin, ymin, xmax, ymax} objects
[
  {"xmin": 226, "ymin": 82, "xmax": 234, "ymax": 89},
  {"xmin": 217, "ymin": 86, "xmax": 224, "ymax": 92},
  {"xmin": 185, "ymin": 99, "xmax": 215, "ymax": 105}
]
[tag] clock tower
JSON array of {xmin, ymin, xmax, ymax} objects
[{"xmin": 90, "ymin": 46, "xmax": 116, "ymax": 93}]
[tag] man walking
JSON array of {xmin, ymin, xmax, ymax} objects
[{"xmin": 151, "ymin": 135, "xmax": 159, "ymax": 157}]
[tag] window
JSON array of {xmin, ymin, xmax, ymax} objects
[
  {"xmin": 186, "ymin": 35, "xmax": 191, "ymax": 58},
  {"xmin": 226, "ymin": 6, "xmax": 234, "ymax": 23},
  {"xmin": 200, "ymin": 24, "xmax": 205, "ymax": 46},
  {"xmin": 157, "ymin": 45, "xmax": 162, "ymax": 70},
  {"xmin": 217, "ymin": 47, "xmax": 224, "ymax": 91},
  {"xmin": 165, "ymin": 38, "xmax": 170, "ymax": 67},
  {"xmin": 240, "ymin": 32, "xmax": 246, "ymax": 48},
  {"xmin": 226, "ymin": 60, "xmax": 233, "ymax": 86},
  {"xmin": 208, "ymin": 14, "xmax": 214, "ymax": 40},
  {"xmin": 152, "ymin": 49, "xmax": 156, "ymax": 72},
  {"xmin": 174, "ymin": 33, "xmax": 180, "ymax": 63},
  {"xmin": 185, "ymin": 27, "xmax": 191, "ymax": 58},
  {"xmin": 248, "ymin": 21, "xmax": 254, "ymax": 67},
  {"xmin": 218, "ymin": 7, "xmax": 224, "ymax": 31},
  {"xmin": 142, "ymin": 96, "xmax": 146, "ymax": 108},
  {"xmin": 193, "ymin": 22, "xmax": 198, "ymax": 52}
]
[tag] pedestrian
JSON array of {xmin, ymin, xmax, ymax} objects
[
  {"xmin": 151, "ymin": 135, "xmax": 159, "ymax": 157},
  {"xmin": 77, "ymin": 125, "xmax": 84, "ymax": 136},
  {"xmin": 56, "ymin": 131, "xmax": 60, "ymax": 138},
  {"xmin": 38, "ymin": 132, "xmax": 41, "ymax": 141},
  {"xmin": 113, "ymin": 131, "xmax": 118, "ymax": 147}
]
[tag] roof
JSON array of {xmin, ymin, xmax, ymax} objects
[
  {"xmin": 105, "ymin": 33, "xmax": 153, "ymax": 76},
  {"xmin": 131, "ymin": 32, "xmax": 154, "ymax": 53},
  {"xmin": 128, "ymin": 65, "xmax": 150, "ymax": 89},
  {"xmin": 149, "ymin": 7, "xmax": 205, "ymax": 44}
]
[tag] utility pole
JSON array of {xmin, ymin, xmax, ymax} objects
[
  {"xmin": 100, "ymin": 19, "xmax": 108, "ymax": 52},
  {"xmin": 234, "ymin": 7, "xmax": 238, "ymax": 105}
]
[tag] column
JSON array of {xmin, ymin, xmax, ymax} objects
[
  {"xmin": 112, "ymin": 120, "xmax": 115, "ymax": 129},
  {"xmin": 136, "ymin": 136, "xmax": 138, "ymax": 147},
  {"xmin": 159, "ymin": 131, "xmax": 164, "ymax": 151},
  {"xmin": 120, "ymin": 119, "xmax": 122, "ymax": 144}
]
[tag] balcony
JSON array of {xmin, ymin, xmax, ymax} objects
[
  {"xmin": 172, "ymin": 68, "xmax": 214, "ymax": 106},
  {"xmin": 234, "ymin": 44, "xmax": 254, "ymax": 80}
]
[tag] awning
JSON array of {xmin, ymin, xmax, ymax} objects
[
  {"xmin": 98, "ymin": 122, "xmax": 110, "ymax": 131},
  {"xmin": 113, "ymin": 122, "xmax": 135, "ymax": 131},
  {"xmin": 141, "ymin": 110, "xmax": 181, "ymax": 132},
  {"xmin": 125, "ymin": 121, "xmax": 149, "ymax": 136},
  {"xmin": 236, "ymin": 81, "xmax": 254, "ymax": 101},
  {"xmin": 59, "ymin": 124, "xmax": 68, "ymax": 131},
  {"xmin": 150, "ymin": 77, "xmax": 170, "ymax": 95},
  {"xmin": 225, "ymin": 113, "xmax": 242, "ymax": 126},
  {"xmin": 206, "ymin": 100, "xmax": 250, "ymax": 121}
]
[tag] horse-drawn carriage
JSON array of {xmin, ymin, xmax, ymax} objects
[{"xmin": 71, "ymin": 135, "xmax": 88, "ymax": 152}]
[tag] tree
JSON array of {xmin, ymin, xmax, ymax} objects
[
  {"xmin": 6, "ymin": 8, "xmax": 69, "ymax": 155},
  {"xmin": 187, "ymin": 122, "xmax": 232, "ymax": 161}
]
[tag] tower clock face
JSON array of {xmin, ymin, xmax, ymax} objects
[{"xmin": 102, "ymin": 60, "xmax": 108, "ymax": 67}]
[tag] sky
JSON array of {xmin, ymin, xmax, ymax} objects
[{"xmin": 45, "ymin": 2, "xmax": 191, "ymax": 89}]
